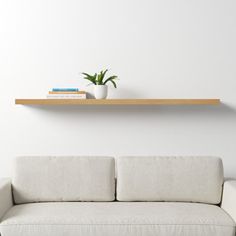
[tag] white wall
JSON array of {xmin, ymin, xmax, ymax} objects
[{"xmin": 0, "ymin": 0, "xmax": 236, "ymax": 177}]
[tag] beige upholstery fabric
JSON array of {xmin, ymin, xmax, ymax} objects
[
  {"xmin": 0, "ymin": 179, "xmax": 13, "ymax": 220},
  {"xmin": 12, "ymin": 156, "xmax": 115, "ymax": 203},
  {"xmin": 0, "ymin": 202, "xmax": 235, "ymax": 236},
  {"xmin": 221, "ymin": 180, "xmax": 236, "ymax": 222},
  {"xmin": 117, "ymin": 156, "xmax": 223, "ymax": 203}
]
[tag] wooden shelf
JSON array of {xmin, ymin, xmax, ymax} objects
[{"xmin": 15, "ymin": 99, "xmax": 220, "ymax": 105}]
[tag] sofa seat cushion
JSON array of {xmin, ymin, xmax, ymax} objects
[{"xmin": 0, "ymin": 202, "xmax": 235, "ymax": 236}]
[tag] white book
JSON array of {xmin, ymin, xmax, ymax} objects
[{"xmin": 47, "ymin": 94, "xmax": 86, "ymax": 99}]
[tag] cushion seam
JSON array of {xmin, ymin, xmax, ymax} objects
[{"xmin": 0, "ymin": 223, "xmax": 235, "ymax": 227}]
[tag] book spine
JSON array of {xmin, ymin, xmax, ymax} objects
[
  {"xmin": 52, "ymin": 88, "xmax": 79, "ymax": 92},
  {"xmin": 47, "ymin": 94, "xmax": 86, "ymax": 99},
  {"xmin": 49, "ymin": 91, "xmax": 86, "ymax": 94}
]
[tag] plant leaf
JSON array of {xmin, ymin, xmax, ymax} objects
[
  {"xmin": 104, "ymin": 76, "xmax": 117, "ymax": 84},
  {"xmin": 83, "ymin": 77, "xmax": 96, "ymax": 84},
  {"xmin": 94, "ymin": 73, "xmax": 98, "ymax": 85},
  {"xmin": 82, "ymin": 72, "xmax": 93, "ymax": 78},
  {"xmin": 82, "ymin": 70, "xmax": 117, "ymax": 87},
  {"xmin": 82, "ymin": 72, "xmax": 96, "ymax": 85},
  {"xmin": 104, "ymin": 76, "xmax": 118, "ymax": 88},
  {"xmin": 101, "ymin": 69, "xmax": 108, "ymax": 83},
  {"xmin": 97, "ymin": 72, "xmax": 103, "ymax": 85},
  {"xmin": 110, "ymin": 79, "xmax": 117, "ymax": 88}
]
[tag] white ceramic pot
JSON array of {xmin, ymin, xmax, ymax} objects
[{"xmin": 94, "ymin": 85, "xmax": 108, "ymax": 99}]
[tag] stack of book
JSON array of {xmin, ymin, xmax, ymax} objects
[{"xmin": 47, "ymin": 88, "xmax": 86, "ymax": 99}]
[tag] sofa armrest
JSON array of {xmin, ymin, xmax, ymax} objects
[
  {"xmin": 221, "ymin": 180, "xmax": 236, "ymax": 222},
  {"xmin": 0, "ymin": 178, "xmax": 13, "ymax": 220}
]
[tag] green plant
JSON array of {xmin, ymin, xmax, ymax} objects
[{"xmin": 82, "ymin": 69, "xmax": 118, "ymax": 88}]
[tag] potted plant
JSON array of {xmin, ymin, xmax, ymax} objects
[{"xmin": 82, "ymin": 70, "xmax": 118, "ymax": 99}]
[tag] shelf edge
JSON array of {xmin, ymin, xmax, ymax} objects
[{"xmin": 15, "ymin": 99, "xmax": 221, "ymax": 106}]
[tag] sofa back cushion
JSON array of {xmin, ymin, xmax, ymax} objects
[
  {"xmin": 117, "ymin": 156, "xmax": 223, "ymax": 204},
  {"xmin": 12, "ymin": 156, "xmax": 115, "ymax": 204}
]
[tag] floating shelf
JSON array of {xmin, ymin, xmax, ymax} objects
[{"xmin": 15, "ymin": 99, "xmax": 220, "ymax": 106}]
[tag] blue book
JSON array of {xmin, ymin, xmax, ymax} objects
[{"xmin": 52, "ymin": 88, "xmax": 79, "ymax": 92}]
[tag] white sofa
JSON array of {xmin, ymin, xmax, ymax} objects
[{"xmin": 0, "ymin": 156, "xmax": 235, "ymax": 236}]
